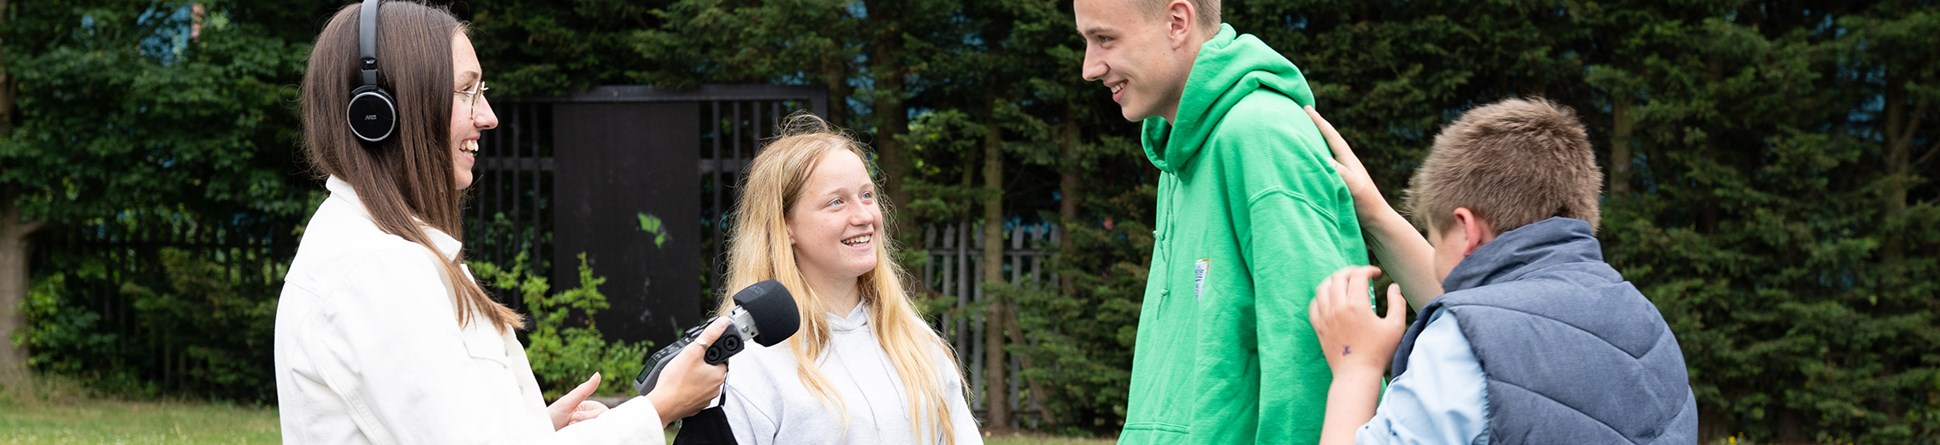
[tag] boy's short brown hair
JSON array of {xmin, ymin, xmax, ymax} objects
[
  {"xmin": 1403, "ymin": 98, "xmax": 1603, "ymax": 234},
  {"xmin": 1133, "ymin": 0, "xmax": 1220, "ymax": 31}
]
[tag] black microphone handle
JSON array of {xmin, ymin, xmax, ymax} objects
[
  {"xmin": 634, "ymin": 322, "xmax": 751, "ymax": 396},
  {"xmin": 633, "ymin": 335, "xmax": 689, "ymax": 396}
]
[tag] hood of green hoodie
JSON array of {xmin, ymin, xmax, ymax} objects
[{"xmin": 1142, "ymin": 24, "xmax": 1316, "ymax": 173}]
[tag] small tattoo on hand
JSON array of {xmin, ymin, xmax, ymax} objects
[{"xmin": 1342, "ymin": 346, "xmax": 1352, "ymax": 356}]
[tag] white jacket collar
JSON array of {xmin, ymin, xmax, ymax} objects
[{"xmin": 325, "ymin": 175, "xmax": 464, "ymax": 262}]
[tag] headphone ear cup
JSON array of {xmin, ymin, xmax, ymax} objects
[{"xmin": 347, "ymin": 85, "xmax": 398, "ymax": 143}]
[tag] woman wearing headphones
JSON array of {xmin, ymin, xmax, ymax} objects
[
  {"xmin": 274, "ymin": 1, "xmax": 724, "ymax": 442},
  {"xmin": 710, "ymin": 114, "xmax": 982, "ymax": 444}
]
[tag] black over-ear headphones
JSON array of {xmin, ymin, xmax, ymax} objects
[{"xmin": 347, "ymin": 0, "xmax": 397, "ymax": 143}]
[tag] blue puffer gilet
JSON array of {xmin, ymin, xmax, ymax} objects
[{"xmin": 1391, "ymin": 217, "xmax": 1697, "ymax": 443}]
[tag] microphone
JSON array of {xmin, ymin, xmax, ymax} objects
[{"xmin": 633, "ymin": 279, "xmax": 800, "ymax": 396}]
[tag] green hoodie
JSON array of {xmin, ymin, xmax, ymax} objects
[{"xmin": 1118, "ymin": 24, "xmax": 1368, "ymax": 445}]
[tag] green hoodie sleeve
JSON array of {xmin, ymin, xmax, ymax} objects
[
  {"xmin": 1246, "ymin": 190, "xmax": 1352, "ymax": 443},
  {"xmin": 1219, "ymin": 94, "xmax": 1362, "ymax": 445}
]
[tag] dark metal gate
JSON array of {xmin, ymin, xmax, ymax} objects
[{"xmin": 465, "ymin": 85, "xmax": 826, "ymax": 348}]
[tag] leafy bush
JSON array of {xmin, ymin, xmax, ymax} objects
[
  {"xmin": 128, "ymin": 248, "xmax": 283, "ymax": 402},
  {"xmin": 25, "ymin": 243, "xmax": 647, "ymax": 404},
  {"xmin": 18, "ymin": 273, "xmax": 117, "ymax": 379},
  {"xmin": 472, "ymin": 252, "xmax": 653, "ymax": 398},
  {"xmin": 20, "ymin": 244, "xmax": 284, "ymax": 401}
]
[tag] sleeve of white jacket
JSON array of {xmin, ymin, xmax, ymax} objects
[{"xmin": 295, "ymin": 247, "xmax": 665, "ymax": 445}]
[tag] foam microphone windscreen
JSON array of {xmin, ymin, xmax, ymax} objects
[{"xmin": 731, "ymin": 280, "xmax": 800, "ymax": 347}]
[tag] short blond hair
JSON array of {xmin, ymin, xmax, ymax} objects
[
  {"xmin": 1135, "ymin": 0, "xmax": 1220, "ymax": 32},
  {"xmin": 1403, "ymin": 98, "xmax": 1602, "ymax": 234}
]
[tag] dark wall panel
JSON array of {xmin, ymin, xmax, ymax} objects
[{"xmin": 553, "ymin": 102, "xmax": 702, "ymax": 348}]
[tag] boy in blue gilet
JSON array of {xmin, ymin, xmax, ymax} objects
[{"xmin": 1303, "ymin": 98, "xmax": 1698, "ymax": 444}]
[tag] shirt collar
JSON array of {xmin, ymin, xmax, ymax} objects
[
  {"xmin": 325, "ymin": 175, "xmax": 464, "ymax": 262},
  {"xmin": 1440, "ymin": 217, "xmax": 1601, "ymax": 293}
]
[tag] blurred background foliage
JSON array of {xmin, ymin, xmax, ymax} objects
[{"xmin": 1, "ymin": 0, "xmax": 1934, "ymax": 442}]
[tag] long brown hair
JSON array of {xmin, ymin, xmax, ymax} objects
[
  {"xmin": 719, "ymin": 113, "xmax": 967, "ymax": 443},
  {"xmin": 299, "ymin": 1, "xmax": 521, "ymax": 332}
]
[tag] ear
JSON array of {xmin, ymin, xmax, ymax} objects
[
  {"xmin": 1165, "ymin": 0, "xmax": 1195, "ymax": 48},
  {"xmin": 1451, "ymin": 207, "xmax": 1496, "ymax": 257},
  {"xmin": 786, "ymin": 226, "xmax": 797, "ymax": 246}
]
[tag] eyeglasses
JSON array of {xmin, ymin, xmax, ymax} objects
[{"xmin": 455, "ymin": 81, "xmax": 488, "ymax": 119}]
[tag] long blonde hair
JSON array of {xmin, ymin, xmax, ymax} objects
[{"xmin": 718, "ymin": 113, "xmax": 965, "ymax": 443}]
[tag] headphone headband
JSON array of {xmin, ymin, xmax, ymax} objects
[
  {"xmin": 346, "ymin": 0, "xmax": 397, "ymax": 143},
  {"xmin": 357, "ymin": 0, "xmax": 380, "ymax": 86}
]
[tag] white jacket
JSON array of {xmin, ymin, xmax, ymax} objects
[{"xmin": 274, "ymin": 176, "xmax": 663, "ymax": 444}]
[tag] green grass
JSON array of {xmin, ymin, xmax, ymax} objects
[
  {"xmin": 0, "ymin": 398, "xmax": 280, "ymax": 444},
  {"xmin": 0, "ymin": 393, "xmax": 1111, "ymax": 445}
]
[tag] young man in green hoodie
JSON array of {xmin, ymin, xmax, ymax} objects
[{"xmin": 1074, "ymin": 0, "xmax": 1368, "ymax": 443}]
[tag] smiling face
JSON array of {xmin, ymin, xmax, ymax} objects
[
  {"xmin": 448, "ymin": 32, "xmax": 497, "ymax": 190},
  {"xmin": 786, "ymin": 148, "xmax": 883, "ymax": 284},
  {"xmin": 1075, "ymin": 0, "xmax": 1198, "ymax": 122}
]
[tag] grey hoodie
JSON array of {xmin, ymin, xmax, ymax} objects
[{"xmin": 720, "ymin": 304, "xmax": 982, "ymax": 444}]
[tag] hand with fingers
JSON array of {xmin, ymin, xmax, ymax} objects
[
  {"xmin": 546, "ymin": 373, "xmax": 611, "ymax": 429},
  {"xmin": 646, "ymin": 316, "xmax": 732, "ymax": 422},
  {"xmin": 1309, "ymin": 266, "xmax": 1409, "ymax": 376},
  {"xmin": 1304, "ymin": 106, "xmax": 1385, "ymax": 212},
  {"xmin": 1304, "ymin": 106, "xmax": 1444, "ymax": 309}
]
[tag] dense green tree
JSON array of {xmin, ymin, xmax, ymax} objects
[
  {"xmin": 0, "ymin": 0, "xmax": 332, "ymax": 396},
  {"xmin": 0, "ymin": 0, "xmax": 30, "ymax": 390},
  {"xmin": 5, "ymin": 0, "xmax": 1933, "ymax": 439},
  {"xmin": 1567, "ymin": 1, "xmax": 1939, "ymax": 441},
  {"xmin": 460, "ymin": 0, "xmax": 677, "ymax": 97},
  {"xmin": 631, "ymin": 0, "xmax": 967, "ymax": 235}
]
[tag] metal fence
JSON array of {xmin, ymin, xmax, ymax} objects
[
  {"xmin": 920, "ymin": 222, "xmax": 1058, "ymax": 429},
  {"xmin": 464, "ymin": 85, "xmax": 825, "ymax": 346},
  {"xmin": 466, "ymin": 84, "xmax": 828, "ymax": 289},
  {"xmin": 31, "ymin": 210, "xmax": 295, "ymax": 401}
]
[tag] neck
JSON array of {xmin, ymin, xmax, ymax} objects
[
  {"xmin": 806, "ymin": 271, "xmax": 861, "ymax": 317},
  {"xmin": 1161, "ymin": 34, "xmax": 1213, "ymax": 125}
]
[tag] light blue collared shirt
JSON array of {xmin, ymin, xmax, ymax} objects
[{"xmin": 1355, "ymin": 311, "xmax": 1491, "ymax": 444}]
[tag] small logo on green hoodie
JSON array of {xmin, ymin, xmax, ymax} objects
[{"xmin": 1194, "ymin": 258, "xmax": 1210, "ymax": 301}]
